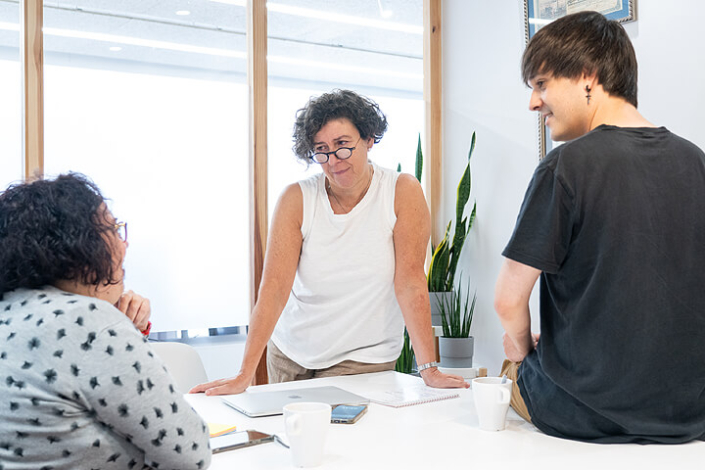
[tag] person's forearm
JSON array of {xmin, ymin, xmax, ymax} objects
[
  {"xmin": 495, "ymin": 258, "xmax": 541, "ymax": 361},
  {"xmin": 396, "ymin": 278, "xmax": 435, "ymax": 364},
  {"xmin": 238, "ymin": 297, "xmax": 286, "ymax": 378},
  {"xmin": 498, "ymin": 302, "xmax": 534, "ymax": 358}
]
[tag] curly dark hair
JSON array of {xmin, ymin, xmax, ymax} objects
[
  {"xmin": 292, "ymin": 89, "xmax": 388, "ymax": 162},
  {"xmin": 0, "ymin": 173, "xmax": 118, "ymax": 298}
]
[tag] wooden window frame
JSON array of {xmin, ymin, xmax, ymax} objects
[
  {"xmin": 21, "ymin": 0, "xmax": 44, "ymax": 179},
  {"xmin": 424, "ymin": 0, "xmax": 443, "ymax": 247}
]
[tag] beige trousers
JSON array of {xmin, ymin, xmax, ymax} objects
[
  {"xmin": 500, "ymin": 359, "xmax": 532, "ymax": 423},
  {"xmin": 266, "ymin": 341, "xmax": 397, "ymax": 383}
]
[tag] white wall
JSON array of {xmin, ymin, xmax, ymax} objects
[
  {"xmin": 443, "ymin": 0, "xmax": 705, "ymax": 375},
  {"xmin": 624, "ymin": 2, "xmax": 705, "ymax": 146},
  {"xmin": 443, "ymin": 1, "xmax": 538, "ymax": 375}
]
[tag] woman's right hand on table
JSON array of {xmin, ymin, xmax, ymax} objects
[{"xmin": 189, "ymin": 372, "xmax": 253, "ymax": 396}]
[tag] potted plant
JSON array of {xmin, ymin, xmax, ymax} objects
[
  {"xmin": 394, "ymin": 136, "xmax": 424, "ymax": 374},
  {"xmin": 437, "ymin": 278, "xmax": 476, "ymax": 367},
  {"xmin": 395, "ymin": 133, "xmax": 478, "ymax": 373},
  {"xmin": 394, "ymin": 327, "xmax": 415, "ymax": 374},
  {"xmin": 427, "ymin": 132, "xmax": 477, "ymax": 326}
]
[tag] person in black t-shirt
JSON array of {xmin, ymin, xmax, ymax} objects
[{"xmin": 495, "ymin": 11, "xmax": 705, "ymax": 443}]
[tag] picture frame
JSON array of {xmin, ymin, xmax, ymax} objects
[{"xmin": 523, "ymin": 0, "xmax": 636, "ymax": 158}]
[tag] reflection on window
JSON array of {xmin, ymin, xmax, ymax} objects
[
  {"xmin": 6, "ymin": 0, "xmax": 425, "ymax": 333},
  {"xmin": 0, "ymin": 1, "xmax": 22, "ymax": 190},
  {"xmin": 42, "ymin": 1, "xmax": 250, "ymax": 330}
]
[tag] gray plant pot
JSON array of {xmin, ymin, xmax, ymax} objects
[
  {"xmin": 438, "ymin": 336, "xmax": 474, "ymax": 368},
  {"xmin": 429, "ymin": 291, "xmax": 454, "ymax": 327}
]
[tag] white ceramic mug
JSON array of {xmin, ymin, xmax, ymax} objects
[
  {"xmin": 472, "ymin": 377, "xmax": 512, "ymax": 431},
  {"xmin": 284, "ymin": 402, "xmax": 332, "ymax": 467}
]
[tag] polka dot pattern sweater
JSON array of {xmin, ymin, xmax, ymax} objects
[{"xmin": 0, "ymin": 287, "xmax": 211, "ymax": 470}]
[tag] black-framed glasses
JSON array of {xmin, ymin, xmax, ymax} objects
[
  {"xmin": 114, "ymin": 221, "xmax": 128, "ymax": 243},
  {"xmin": 310, "ymin": 138, "xmax": 360, "ymax": 164}
]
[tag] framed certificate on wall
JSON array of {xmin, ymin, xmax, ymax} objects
[{"xmin": 525, "ymin": 0, "xmax": 635, "ymax": 40}]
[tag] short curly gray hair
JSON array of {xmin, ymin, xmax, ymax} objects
[{"xmin": 292, "ymin": 89, "xmax": 388, "ymax": 162}]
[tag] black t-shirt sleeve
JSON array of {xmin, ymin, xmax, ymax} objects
[{"xmin": 502, "ymin": 161, "xmax": 574, "ymax": 274}]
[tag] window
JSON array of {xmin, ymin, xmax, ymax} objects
[
  {"xmin": 0, "ymin": 1, "xmax": 22, "ymax": 190},
  {"xmin": 42, "ymin": 1, "xmax": 250, "ymax": 330},
  {"xmin": 7, "ymin": 0, "xmax": 432, "ymax": 335},
  {"xmin": 266, "ymin": 0, "xmax": 424, "ymax": 212}
]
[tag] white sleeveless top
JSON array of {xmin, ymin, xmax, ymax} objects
[{"xmin": 271, "ymin": 162, "xmax": 403, "ymax": 369}]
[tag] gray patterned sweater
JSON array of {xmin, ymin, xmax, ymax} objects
[{"xmin": 0, "ymin": 286, "xmax": 211, "ymax": 470}]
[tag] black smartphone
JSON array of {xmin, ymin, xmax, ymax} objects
[
  {"xmin": 210, "ymin": 430, "xmax": 274, "ymax": 454},
  {"xmin": 331, "ymin": 404, "xmax": 368, "ymax": 424}
]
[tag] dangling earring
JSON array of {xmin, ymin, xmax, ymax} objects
[{"xmin": 585, "ymin": 85, "xmax": 592, "ymax": 105}]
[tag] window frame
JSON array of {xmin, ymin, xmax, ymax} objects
[{"xmin": 18, "ymin": 0, "xmax": 444, "ymax": 385}]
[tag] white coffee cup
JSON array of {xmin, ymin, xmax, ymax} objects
[
  {"xmin": 472, "ymin": 377, "xmax": 512, "ymax": 431},
  {"xmin": 284, "ymin": 402, "xmax": 332, "ymax": 467}
]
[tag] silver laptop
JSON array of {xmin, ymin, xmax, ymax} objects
[{"xmin": 221, "ymin": 386, "xmax": 370, "ymax": 417}]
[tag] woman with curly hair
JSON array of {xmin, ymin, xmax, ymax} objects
[
  {"xmin": 193, "ymin": 89, "xmax": 468, "ymax": 395},
  {"xmin": 0, "ymin": 173, "xmax": 211, "ymax": 470}
]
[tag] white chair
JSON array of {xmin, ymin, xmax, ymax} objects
[{"xmin": 150, "ymin": 342, "xmax": 209, "ymax": 392}]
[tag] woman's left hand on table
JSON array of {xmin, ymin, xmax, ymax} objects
[{"xmin": 420, "ymin": 367, "xmax": 470, "ymax": 388}]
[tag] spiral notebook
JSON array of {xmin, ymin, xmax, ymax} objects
[{"xmin": 364, "ymin": 385, "xmax": 460, "ymax": 408}]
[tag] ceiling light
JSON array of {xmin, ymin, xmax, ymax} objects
[
  {"xmin": 209, "ymin": 0, "xmax": 245, "ymax": 6},
  {"xmin": 0, "ymin": 21, "xmax": 419, "ymax": 82},
  {"xmin": 210, "ymin": 0, "xmax": 420, "ymax": 34},
  {"xmin": 109, "ymin": 46, "xmax": 122, "ymax": 52},
  {"xmin": 43, "ymin": 27, "xmax": 247, "ymax": 59},
  {"xmin": 0, "ymin": 22, "xmax": 20, "ymax": 32},
  {"xmin": 176, "ymin": 10, "xmax": 191, "ymax": 16},
  {"xmin": 268, "ymin": 54, "xmax": 422, "ymax": 81}
]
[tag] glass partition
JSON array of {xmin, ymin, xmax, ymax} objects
[
  {"xmin": 265, "ymin": 0, "xmax": 424, "ymax": 215},
  {"xmin": 0, "ymin": 1, "xmax": 22, "ymax": 190},
  {"xmin": 7, "ymin": 0, "xmax": 426, "ymax": 333},
  {"xmin": 42, "ymin": 0, "xmax": 250, "ymax": 331}
]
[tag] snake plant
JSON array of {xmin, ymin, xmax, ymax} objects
[{"xmin": 427, "ymin": 132, "xmax": 477, "ymax": 292}]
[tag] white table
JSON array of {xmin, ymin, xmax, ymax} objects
[{"xmin": 185, "ymin": 371, "xmax": 703, "ymax": 469}]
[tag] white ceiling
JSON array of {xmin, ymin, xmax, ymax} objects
[{"xmin": 0, "ymin": 0, "xmax": 423, "ymax": 93}]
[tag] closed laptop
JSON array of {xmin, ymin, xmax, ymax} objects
[{"xmin": 221, "ymin": 386, "xmax": 370, "ymax": 417}]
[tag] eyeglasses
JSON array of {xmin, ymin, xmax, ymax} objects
[
  {"xmin": 113, "ymin": 221, "xmax": 128, "ymax": 243},
  {"xmin": 310, "ymin": 138, "xmax": 360, "ymax": 164}
]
